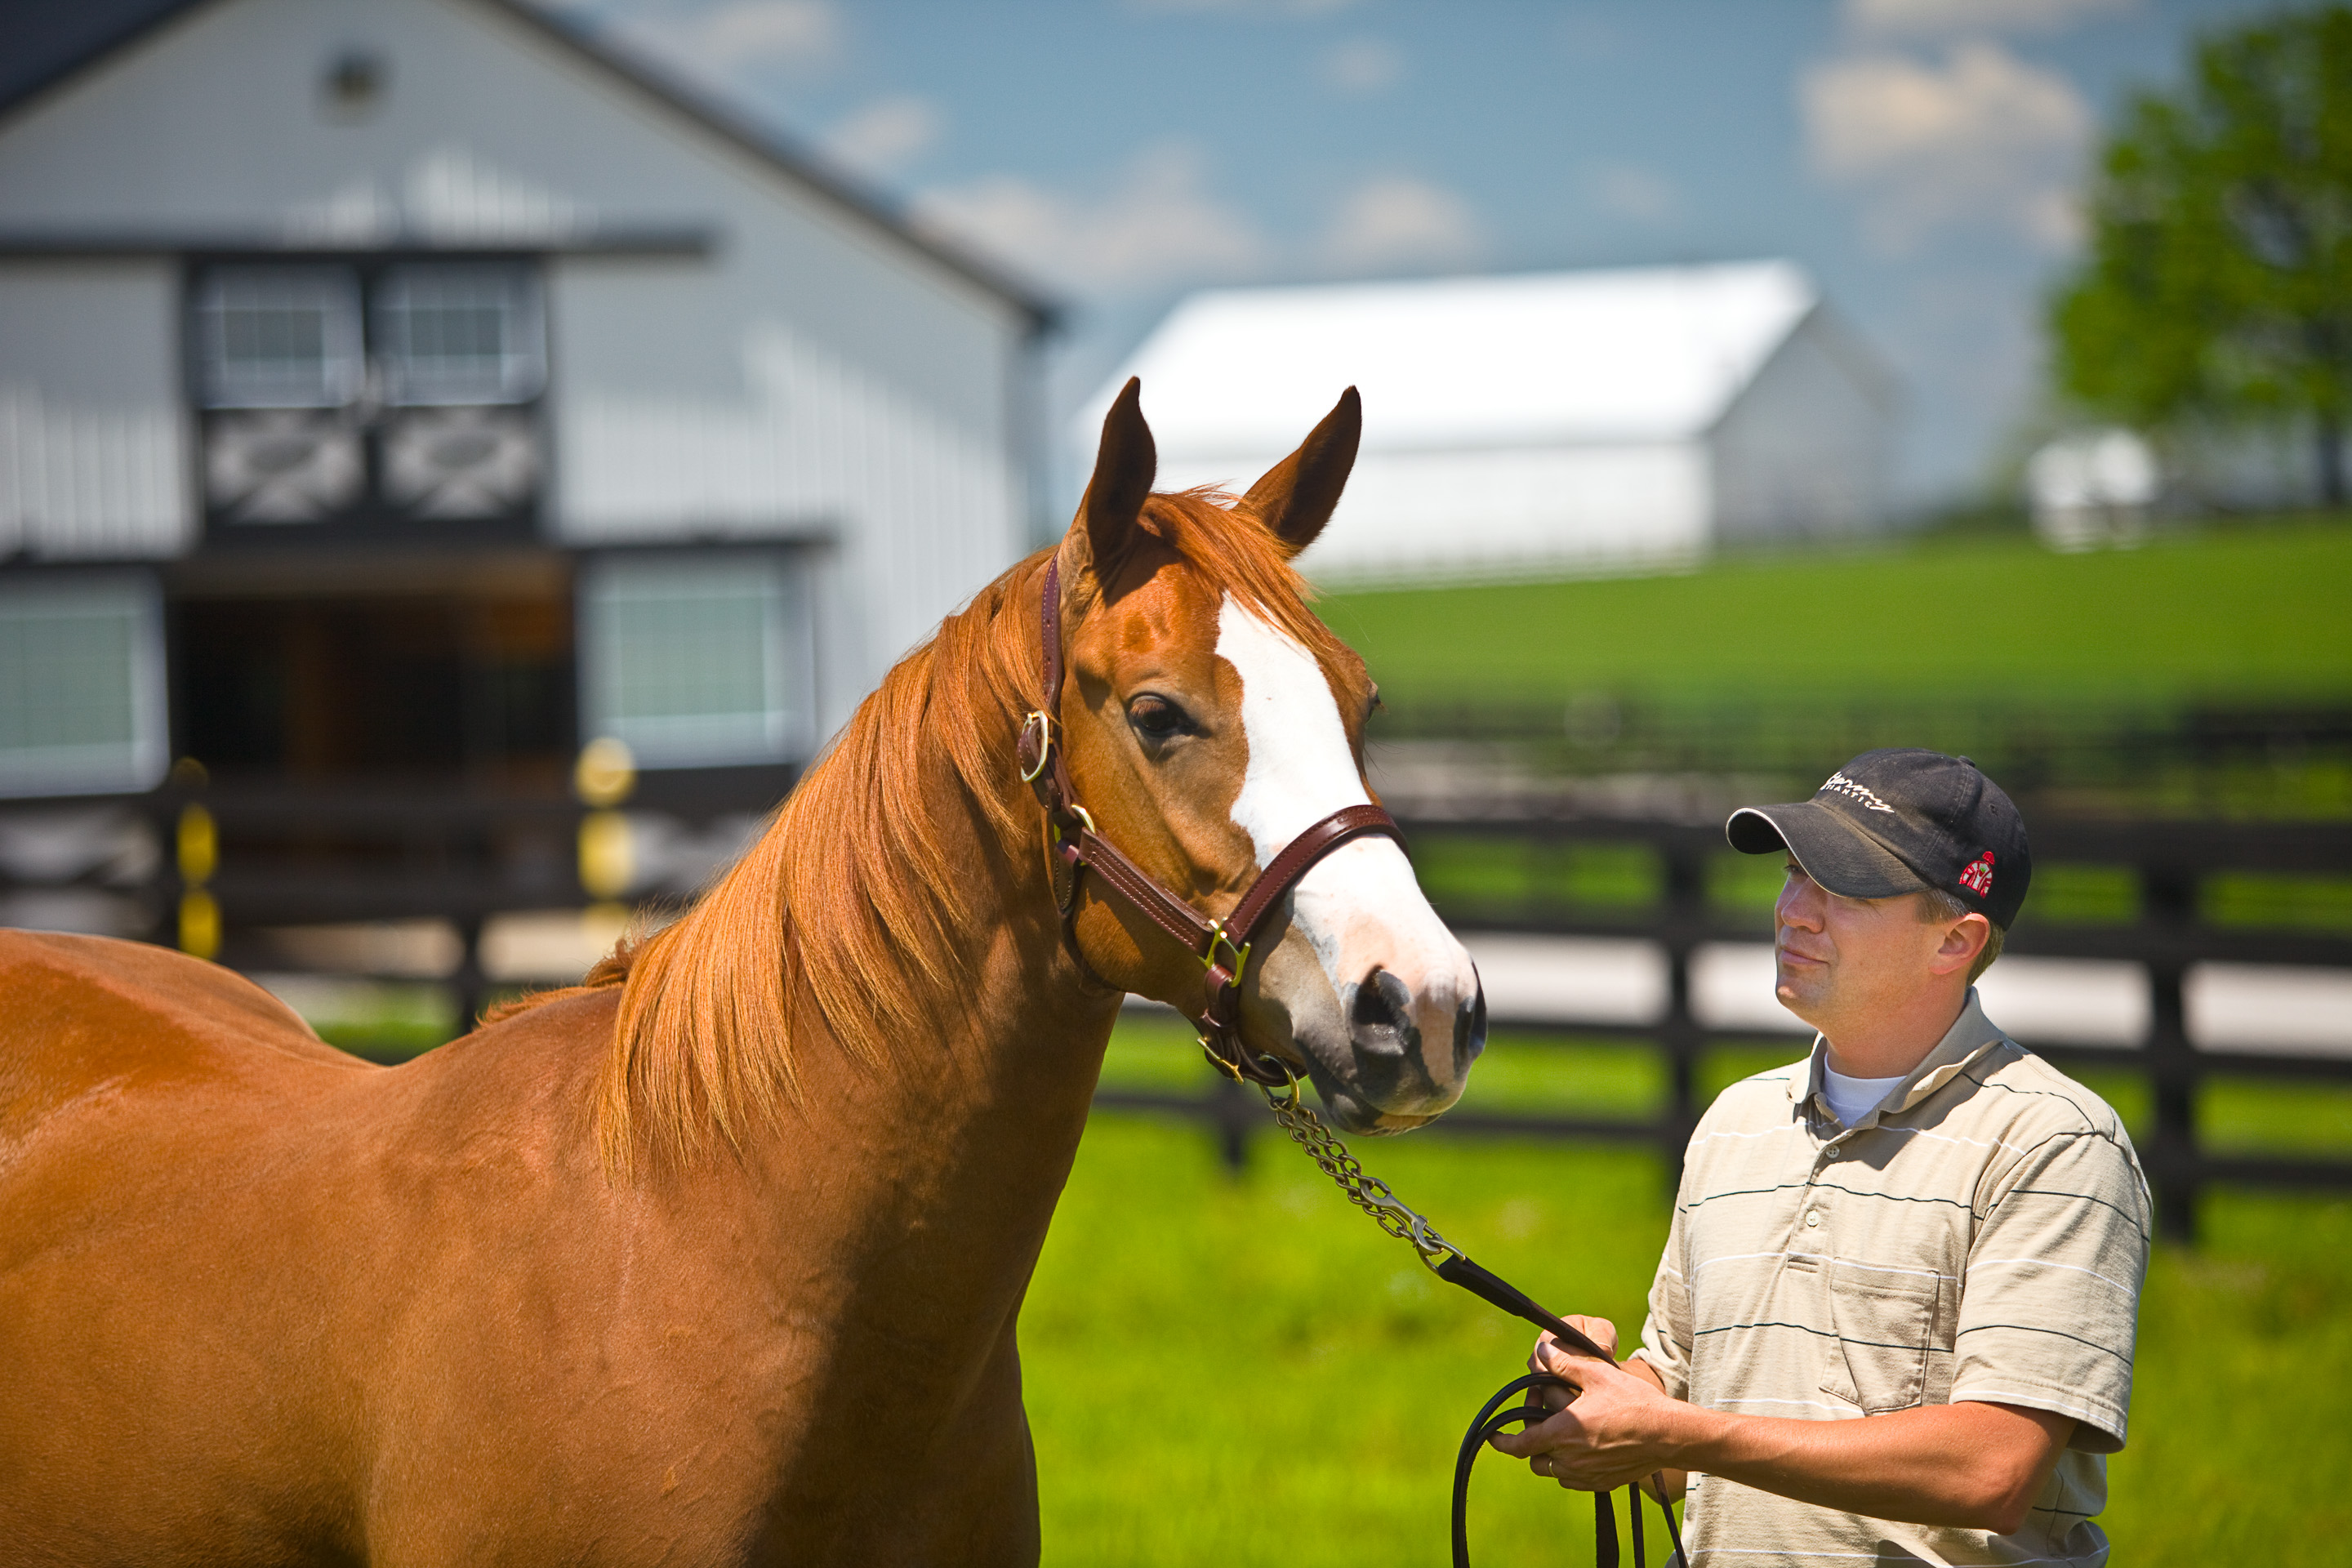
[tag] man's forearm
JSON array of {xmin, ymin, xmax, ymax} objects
[{"xmin": 1649, "ymin": 1397, "xmax": 2067, "ymax": 1533}]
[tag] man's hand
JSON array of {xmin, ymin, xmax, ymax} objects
[
  {"xmin": 1495, "ymin": 1329, "xmax": 1693, "ymax": 1494},
  {"xmin": 1492, "ymin": 1320, "xmax": 2078, "ymax": 1532},
  {"xmin": 1524, "ymin": 1316, "xmax": 1616, "ymax": 1413}
]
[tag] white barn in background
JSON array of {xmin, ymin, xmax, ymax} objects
[
  {"xmin": 0, "ymin": 0, "xmax": 1049, "ymax": 803},
  {"xmin": 1084, "ymin": 262, "xmax": 1898, "ymax": 583}
]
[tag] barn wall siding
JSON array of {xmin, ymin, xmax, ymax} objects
[
  {"xmin": 553, "ymin": 301, "xmax": 1023, "ymax": 733},
  {"xmin": 0, "ymin": 0, "xmax": 1027, "ymax": 412},
  {"xmin": 1708, "ymin": 310, "xmax": 1895, "ymax": 546},
  {"xmin": 0, "ymin": 265, "xmax": 192, "ymax": 560},
  {"xmin": 0, "ymin": 0, "xmax": 1036, "ymax": 731}
]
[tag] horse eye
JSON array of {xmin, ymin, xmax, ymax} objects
[{"xmin": 1126, "ymin": 694, "xmax": 1189, "ymax": 741}]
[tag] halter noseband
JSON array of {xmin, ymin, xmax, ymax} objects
[{"xmin": 1017, "ymin": 555, "xmax": 1406, "ymax": 1085}]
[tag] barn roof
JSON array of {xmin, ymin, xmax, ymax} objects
[
  {"xmin": 0, "ymin": 0, "xmax": 1054, "ymax": 327},
  {"xmin": 1091, "ymin": 261, "xmax": 1821, "ymax": 456}
]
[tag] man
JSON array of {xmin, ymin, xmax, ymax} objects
[{"xmin": 1497, "ymin": 749, "xmax": 2149, "ymax": 1566}]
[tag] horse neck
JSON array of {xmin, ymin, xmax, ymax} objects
[{"xmin": 735, "ymin": 598, "xmax": 1123, "ymax": 1354}]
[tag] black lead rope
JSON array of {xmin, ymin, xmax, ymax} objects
[
  {"xmin": 1432, "ymin": 1254, "xmax": 1686, "ymax": 1568},
  {"xmin": 1243, "ymin": 1076, "xmax": 1684, "ymax": 1568},
  {"xmin": 1456, "ymin": 1374, "xmax": 1668, "ymax": 1568}
]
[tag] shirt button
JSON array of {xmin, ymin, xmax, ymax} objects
[
  {"xmin": 1824, "ymin": 1147, "xmax": 1841, "ymax": 1160},
  {"xmin": 1804, "ymin": 1209, "xmax": 1821, "ymax": 1227}
]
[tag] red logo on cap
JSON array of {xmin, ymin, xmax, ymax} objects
[{"xmin": 1958, "ymin": 851, "xmax": 1995, "ymax": 897}]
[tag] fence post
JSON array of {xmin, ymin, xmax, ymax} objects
[
  {"xmin": 453, "ymin": 915, "xmax": 487, "ymax": 1037},
  {"xmin": 1659, "ymin": 842, "xmax": 1706, "ymax": 1192},
  {"xmin": 2142, "ymin": 863, "xmax": 2199, "ymax": 1244},
  {"xmin": 1211, "ymin": 1071, "xmax": 1251, "ymax": 1175}
]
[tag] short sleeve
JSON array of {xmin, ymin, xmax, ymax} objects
[
  {"xmin": 1950, "ymin": 1129, "xmax": 2151, "ymax": 1452},
  {"xmin": 1632, "ymin": 1170, "xmax": 1695, "ymax": 1401}
]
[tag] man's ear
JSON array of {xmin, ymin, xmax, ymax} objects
[
  {"xmin": 1931, "ymin": 912, "xmax": 1993, "ymax": 978},
  {"xmin": 1064, "ymin": 377, "xmax": 1156, "ymax": 588},
  {"xmin": 1243, "ymin": 385, "xmax": 1361, "ymax": 558}
]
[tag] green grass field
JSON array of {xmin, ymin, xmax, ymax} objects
[
  {"xmin": 279, "ymin": 517, "xmax": 2352, "ymax": 1561},
  {"xmin": 1316, "ymin": 519, "xmax": 2352, "ymax": 706},
  {"xmin": 1027, "ymin": 1016, "xmax": 2352, "ymax": 1566}
]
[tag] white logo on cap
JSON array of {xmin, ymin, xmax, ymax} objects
[{"xmin": 1820, "ymin": 772, "xmax": 1895, "ymax": 813}]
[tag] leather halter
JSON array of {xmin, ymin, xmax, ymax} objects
[{"xmin": 1017, "ymin": 555, "xmax": 1406, "ymax": 1085}]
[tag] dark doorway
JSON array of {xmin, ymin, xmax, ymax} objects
[{"xmin": 173, "ymin": 564, "xmax": 574, "ymax": 792}]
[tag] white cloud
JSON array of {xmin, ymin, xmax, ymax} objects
[
  {"xmin": 820, "ymin": 95, "xmax": 940, "ymax": 181},
  {"xmin": 913, "ymin": 142, "xmax": 1267, "ymax": 292},
  {"xmin": 1317, "ymin": 175, "xmax": 1486, "ymax": 272},
  {"xmin": 1802, "ymin": 42, "xmax": 2091, "ymax": 252},
  {"xmin": 615, "ymin": 0, "xmax": 841, "ymax": 82},
  {"xmin": 1845, "ymin": 0, "xmax": 2135, "ymax": 36},
  {"xmin": 1320, "ymin": 37, "xmax": 1403, "ymax": 95},
  {"xmin": 1583, "ymin": 162, "xmax": 1681, "ymax": 223}
]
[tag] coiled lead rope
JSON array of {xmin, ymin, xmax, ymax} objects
[{"xmin": 1243, "ymin": 1070, "xmax": 1687, "ymax": 1567}]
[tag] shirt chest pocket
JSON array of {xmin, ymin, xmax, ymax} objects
[{"xmin": 1821, "ymin": 1263, "xmax": 1944, "ymax": 1414}]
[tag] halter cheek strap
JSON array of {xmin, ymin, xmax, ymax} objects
[{"xmin": 1018, "ymin": 555, "xmax": 1405, "ymax": 1085}]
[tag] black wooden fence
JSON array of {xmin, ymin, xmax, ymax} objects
[
  {"xmin": 1098, "ymin": 812, "xmax": 2352, "ymax": 1242},
  {"xmin": 2, "ymin": 780, "xmax": 2346, "ymax": 1241}
]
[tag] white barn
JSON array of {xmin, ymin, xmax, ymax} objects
[
  {"xmin": 1081, "ymin": 262, "xmax": 1899, "ymax": 584},
  {"xmin": 0, "ymin": 0, "xmax": 1049, "ymax": 801}
]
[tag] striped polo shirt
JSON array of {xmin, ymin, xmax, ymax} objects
[{"xmin": 1633, "ymin": 990, "xmax": 2151, "ymax": 1567}]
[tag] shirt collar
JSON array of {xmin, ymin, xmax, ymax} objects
[{"xmin": 1787, "ymin": 988, "xmax": 2010, "ymax": 1125}]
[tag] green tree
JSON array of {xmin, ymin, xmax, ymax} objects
[{"xmin": 2051, "ymin": 6, "xmax": 2352, "ymax": 506}]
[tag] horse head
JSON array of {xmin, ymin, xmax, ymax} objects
[{"xmin": 1051, "ymin": 378, "xmax": 1485, "ymax": 1134}]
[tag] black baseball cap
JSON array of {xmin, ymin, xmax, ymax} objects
[{"xmin": 1726, "ymin": 748, "xmax": 2032, "ymax": 929}]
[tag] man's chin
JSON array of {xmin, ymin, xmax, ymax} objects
[{"xmin": 1775, "ymin": 979, "xmax": 1827, "ymax": 1030}]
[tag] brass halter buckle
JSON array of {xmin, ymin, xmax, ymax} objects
[
  {"xmin": 1200, "ymin": 920, "xmax": 1250, "ymax": 986},
  {"xmin": 1018, "ymin": 710, "xmax": 1054, "ymax": 783}
]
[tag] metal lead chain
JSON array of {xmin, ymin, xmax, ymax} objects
[{"xmin": 1259, "ymin": 1079, "xmax": 1460, "ymax": 1270}]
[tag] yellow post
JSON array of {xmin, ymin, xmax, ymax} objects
[
  {"xmin": 577, "ymin": 810, "xmax": 635, "ymax": 902},
  {"xmin": 176, "ymin": 801, "xmax": 220, "ymax": 959},
  {"xmin": 177, "ymin": 889, "xmax": 220, "ymax": 960},
  {"xmin": 176, "ymin": 804, "xmax": 216, "ymax": 885},
  {"xmin": 574, "ymin": 737, "xmax": 636, "ymax": 809},
  {"xmin": 575, "ymin": 737, "xmax": 639, "ymax": 906}
]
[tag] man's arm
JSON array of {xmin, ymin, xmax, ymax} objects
[{"xmin": 1497, "ymin": 1333, "xmax": 2074, "ymax": 1535}]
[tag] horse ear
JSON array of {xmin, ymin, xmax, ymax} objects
[
  {"xmin": 1067, "ymin": 376, "xmax": 1156, "ymax": 586},
  {"xmin": 1244, "ymin": 386, "xmax": 1361, "ymax": 558}
]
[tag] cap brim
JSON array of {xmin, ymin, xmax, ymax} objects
[{"xmin": 1726, "ymin": 801, "xmax": 1931, "ymax": 901}]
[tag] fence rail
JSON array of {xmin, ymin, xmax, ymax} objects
[
  {"xmin": 1098, "ymin": 812, "xmax": 2352, "ymax": 1242},
  {"xmin": 2, "ymin": 783, "xmax": 2346, "ymax": 1240}
]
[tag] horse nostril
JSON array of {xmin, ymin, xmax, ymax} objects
[
  {"xmin": 1348, "ymin": 969, "xmax": 1418, "ymax": 1058},
  {"xmin": 1454, "ymin": 987, "xmax": 1487, "ymax": 1072}
]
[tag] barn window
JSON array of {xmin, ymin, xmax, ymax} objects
[
  {"xmin": 192, "ymin": 266, "xmax": 363, "ymax": 408},
  {"xmin": 0, "ymin": 575, "xmax": 168, "ymax": 799},
  {"xmin": 373, "ymin": 265, "xmax": 544, "ymax": 406},
  {"xmin": 577, "ymin": 555, "xmax": 814, "ymax": 768},
  {"xmin": 189, "ymin": 259, "xmax": 546, "ymax": 531}
]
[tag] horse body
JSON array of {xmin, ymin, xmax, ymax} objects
[
  {"xmin": 1, "ymin": 898, "xmax": 1107, "ymax": 1563},
  {"xmin": 0, "ymin": 382, "xmax": 1482, "ymax": 1564}
]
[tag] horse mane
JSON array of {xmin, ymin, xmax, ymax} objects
[{"xmin": 516, "ymin": 487, "xmax": 1349, "ymax": 1180}]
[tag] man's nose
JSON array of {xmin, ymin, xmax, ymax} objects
[{"xmin": 1776, "ymin": 877, "xmax": 1824, "ymax": 929}]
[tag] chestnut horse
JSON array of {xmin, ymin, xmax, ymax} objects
[{"xmin": 0, "ymin": 382, "xmax": 1485, "ymax": 1565}]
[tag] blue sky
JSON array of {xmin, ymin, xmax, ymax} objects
[{"xmin": 557, "ymin": 0, "xmax": 2282, "ymax": 509}]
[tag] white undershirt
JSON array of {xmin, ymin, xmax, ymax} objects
[{"xmin": 1820, "ymin": 1061, "xmax": 1908, "ymax": 1127}]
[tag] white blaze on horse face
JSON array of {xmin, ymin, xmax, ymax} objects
[{"xmin": 1214, "ymin": 595, "xmax": 1477, "ymax": 1098}]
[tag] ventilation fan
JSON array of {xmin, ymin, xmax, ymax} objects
[
  {"xmin": 382, "ymin": 408, "xmax": 539, "ymax": 519},
  {"xmin": 204, "ymin": 412, "xmax": 363, "ymax": 523}
]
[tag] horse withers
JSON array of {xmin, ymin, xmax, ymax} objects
[{"xmin": 0, "ymin": 381, "xmax": 1485, "ymax": 1565}]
